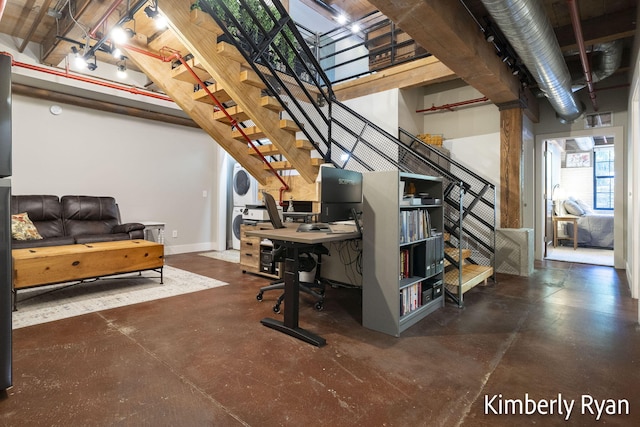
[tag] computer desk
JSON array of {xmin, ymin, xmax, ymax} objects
[{"xmin": 245, "ymin": 223, "xmax": 361, "ymax": 347}]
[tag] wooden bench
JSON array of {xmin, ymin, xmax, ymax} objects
[{"xmin": 12, "ymin": 239, "xmax": 164, "ymax": 308}]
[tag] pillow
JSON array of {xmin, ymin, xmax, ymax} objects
[
  {"xmin": 11, "ymin": 212, "xmax": 43, "ymax": 241},
  {"xmin": 572, "ymin": 198, "xmax": 593, "ymax": 215},
  {"xmin": 554, "ymin": 200, "xmax": 567, "ymax": 216},
  {"xmin": 563, "ymin": 199, "xmax": 586, "ymax": 216}
]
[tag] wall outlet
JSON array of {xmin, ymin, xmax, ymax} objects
[{"xmin": 172, "ymin": 230, "xmax": 178, "ymax": 238}]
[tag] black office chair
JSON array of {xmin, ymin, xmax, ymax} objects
[{"xmin": 255, "ymin": 191, "xmax": 328, "ymax": 313}]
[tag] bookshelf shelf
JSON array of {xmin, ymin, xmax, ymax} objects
[{"xmin": 363, "ymin": 171, "xmax": 444, "ymax": 336}]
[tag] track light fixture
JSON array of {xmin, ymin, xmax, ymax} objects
[
  {"xmin": 144, "ymin": 1, "xmax": 167, "ymax": 30},
  {"xmin": 110, "ymin": 26, "xmax": 135, "ymax": 44},
  {"xmin": 144, "ymin": 5, "xmax": 159, "ymax": 19},
  {"xmin": 71, "ymin": 46, "xmax": 87, "ymax": 68},
  {"xmin": 86, "ymin": 56, "xmax": 98, "ymax": 71},
  {"xmin": 117, "ymin": 61, "xmax": 128, "ymax": 78}
]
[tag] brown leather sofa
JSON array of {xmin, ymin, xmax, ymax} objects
[{"xmin": 11, "ymin": 195, "xmax": 145, "ymax": 249}]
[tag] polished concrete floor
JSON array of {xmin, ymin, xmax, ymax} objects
[{"xmin": 1, "ymin": 253, "xmax": 638, "ymax": 426}]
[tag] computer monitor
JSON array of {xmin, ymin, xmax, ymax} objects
[{"xmin": 319, "ymin": 167, "xmax": 363, "ymax": 223}]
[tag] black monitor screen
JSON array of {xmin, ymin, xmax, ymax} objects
[{"xmin": 319, "ymin": 168, "xmax": 363, "ymax": 223}]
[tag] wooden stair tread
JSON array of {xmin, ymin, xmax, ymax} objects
[
  {"xmin": 232, "ymin": 120, "xmax": 299, "ymax": 140},
  {"xmin": 260, "ymin": 96, "xmax": 284, "ymax": 112},
  {"xmin": 240, "ymin": 70, "xmax": 267, "ymax": 89},
  {"xmin": 171, "ymin": 58, "xmax": 211, "ymax": 83},
  {"xmin": 190, "ymin": 9, "xmax": 223, "ymax": 36},
  {"xmin": 263, "ymin": 158, "xmax": 323, "ymax": 171},
  {"xmin": 232, "ymin": 126, "xmax": 266, "ymax": 141},
  {"xmin": 444, "ymin": 264, "xmax": 493, "ymax": 294},
  {"xmin": 217, "ymin": 41, "xmax": 249, "ymax": 66},
  {"xmin": 191, "ymin": 83, "xmax": 232, "ymax": 104},
  {"xmin": 213, "ymin": 105, "xmax": 249, "ymax": 124},
  {"xmin": 247, "ymin": 140, "xmax": 313, "ymax": 156},
  {"xmin": 443, "ymin": 247, "xmax": 471, "ymax": 267},
  {"xmin": 248, "ymin": 144, "xmax": 280, "ymax": 156}
]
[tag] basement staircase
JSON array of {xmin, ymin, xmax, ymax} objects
[{"xmin": 119, "ymin": 0, "xmax": 494, "ymax": 306}]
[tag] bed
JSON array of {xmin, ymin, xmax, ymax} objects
[{"xmin": 557, "ymin": 198, "xmax": 614, "ymax": 249}]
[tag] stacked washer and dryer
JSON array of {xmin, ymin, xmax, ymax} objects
[{"xmin": 231, "ymin": 163, "xmax": 258, "ymax": 250}]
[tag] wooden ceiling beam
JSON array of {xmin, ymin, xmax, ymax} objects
[
  {"xmin": 554, "ymin": 7, "xmax": 636, "ymax": 51},
  {"xmin": 366, "ymin": 0, "xmax": 527, "ymax": 108},
  {"xmin": 333, "ymin": 56, "xmax": 457, "ymax": 101}
]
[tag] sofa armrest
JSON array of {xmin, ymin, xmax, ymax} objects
[{"xmin": 113, "ymin": 222, "xmax": 145, "ymax": 234}]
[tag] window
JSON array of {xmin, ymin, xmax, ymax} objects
[{"xmin": 593, "ymin": 147, "xmax": 614, "ymax": 210}]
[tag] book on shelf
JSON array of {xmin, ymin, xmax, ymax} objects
[
  {"xmin": 400, "ymin": 209, "xmax": 431, "ymax": 243},
  {"xmin": 399, "ymin": 281, "xmax": 423, "ymax": 316}
]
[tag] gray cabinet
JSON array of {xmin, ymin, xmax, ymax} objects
[{"xmin": 362, "ymin": 171, "xmax": 444, "ymax": 336}]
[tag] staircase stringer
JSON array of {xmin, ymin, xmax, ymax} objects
[
  {"xmin": 122, "ymin": 45, "xmax": 272, "ymax": 185},
  {"xmin": 159, "ymin": 0, "xmax": 319, "ymax": 184}
]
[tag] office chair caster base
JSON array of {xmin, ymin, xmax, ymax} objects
[
  {"xmin": 314, "ymin": 301, "xmax": 324, "ymax": 311},
  {"xmin": 273, "ymin": 303, "xmax": 281, "ymax": 313},
  {"xmin": 256, "ymin": 292, "xmax": 264, "ymax": 301}
]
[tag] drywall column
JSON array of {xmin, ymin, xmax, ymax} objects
[{"xmin": 499, "ymin": 104, "xmax": 525, "ymax": 228}]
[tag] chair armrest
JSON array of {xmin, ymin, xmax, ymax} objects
[{"xmin": 113, "ymin": 222, "xmax": 145, "ymax": 233}]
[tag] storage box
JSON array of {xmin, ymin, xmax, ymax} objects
[
  {"xmin": 421, "ymin": 288, "xmax": 433, "ymax": 304},
  {"xmin": 432, "ymin": 282, "xmax": 443, "ymax": 299}
]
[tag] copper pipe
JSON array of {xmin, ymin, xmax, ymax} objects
[
  {"xmin": 89, "ymin": 0, "xmax": 125, "ymax": 39},
  {"xmin": 567, "ymin": 0, "xmax": 597, "ymax": 111},
  {"xmin": 416, "ymin": 96, "xmax": 489, "ymax": 113}
]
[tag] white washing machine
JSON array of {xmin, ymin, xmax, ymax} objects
[
  {"xmin": 232, "ymin": 163, "xmax": 258, "ymax": 207},
  {"xmin": 231, "ymin": 206, "xmax": 244, "ymax": 250}
]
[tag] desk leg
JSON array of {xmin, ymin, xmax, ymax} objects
[
  {"xmin": 261, "ymin": 246, "xmax": 326, "ymax": 347},
  {"xmin": 573, "ymin": 220, "xmax": 578, "ymax": 250},
  {"xmin": 553, "ymin": 219, "xmax": 558, "ymax": 248}
]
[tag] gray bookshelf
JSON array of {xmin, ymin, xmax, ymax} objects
[{"xmin": 362, "ymin": 171, "xmax": 444, "ymax": 336}]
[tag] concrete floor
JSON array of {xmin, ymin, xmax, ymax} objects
[{"xmin": 1, "ymin": 253, "xmax": 638, "ymax": 426}]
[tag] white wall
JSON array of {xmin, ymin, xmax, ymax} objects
[
  {"xmin": 11, "ymin": 95, "xmax": 227, "ymax": 255},
  {"xmin": 422, "ymin": 81, "xmax": 500, "ymax": 139},
  {"xmin": 343, "ymin": 88, "xmax": 399, "ymax": 135}
]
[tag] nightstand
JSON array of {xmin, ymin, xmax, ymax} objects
[{"xmin": 552, "ymin": 216, "xmax": 578, "ymax": 250}]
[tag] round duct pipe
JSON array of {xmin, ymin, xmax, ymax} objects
[{"xmin": 480, "ymin": 0, "xmax": 585, "ymax": 123}]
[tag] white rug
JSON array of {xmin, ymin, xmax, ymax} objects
[
  {"xmin": 198, "ymin": 249, "xmax": 240, "ymax": 263},
  {"xmin": 546, "ymin": 245, "xmax": 614, "ymax": 266},
  {"xmin": 12, "ymin": 266, "xmax": 228, "ymax": 329}
]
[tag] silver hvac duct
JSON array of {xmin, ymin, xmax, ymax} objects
[
  {"xmin": 481, "ymin": 0, "xmax": 584, "ymax": 123},
  {"xmin": 571, "ymin": 40, "xmax": 624, "ymax": 88}
]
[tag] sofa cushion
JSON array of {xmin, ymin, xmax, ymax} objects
[
  {"xmin": 11, "ymin": 195, "xmax": 65, "ymax": 238},
  {"xmin": 74, "ymin": 233, "xmax": 132, "ymax": 244},
  {"xmin": 11, "ymin": 212, "xmax": 43, "ymax": 241},
  {"xmin": 62, "ymin": 196, "xmax": 121, "ymax": 237},
  {"xmin": 12, "ymin": 236, "xmax": 75, "ymax": 249}
]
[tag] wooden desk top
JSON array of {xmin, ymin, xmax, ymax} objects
[{"xmin": 245, "ymin": 223, "xmax": 361, "ymax": 244}]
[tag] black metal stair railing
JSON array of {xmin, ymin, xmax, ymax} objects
[
  {"xmin": 398, "ymin": 129, "xmax": 496, "ymax": 277},
  {"xmin": 198, "ymin": 0, "xmax": 495, "ymax": 280}
]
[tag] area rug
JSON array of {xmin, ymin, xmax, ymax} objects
[
  {"xmin": 12, "ymin": 266, "xmax": 228, "ymax": 329},
  {"xmin": 546, "ymin": 245, "xmax": 614, "ymax": 266},
  {"xmin": 198, "ymin": 249, "xmax": 240, "ymax": 263}
]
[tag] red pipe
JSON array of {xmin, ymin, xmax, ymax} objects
[
  {"xmin": 416, "ymin": 96, "xmax": 489, "ymax": 113},
  {"xmin": 567, "ymin": 0, "xmax": 597, "ymax": 111},
  {"xmin": 124, "ymin": 44, "xmax": 290, "ymax": 199},
  {"xmin": 89, "ymin": 0, "xmax": 125, "ymax": 39},
  {"xmin": 1, "ymin": 51, "xmax": 173, "ymax": 102}
]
